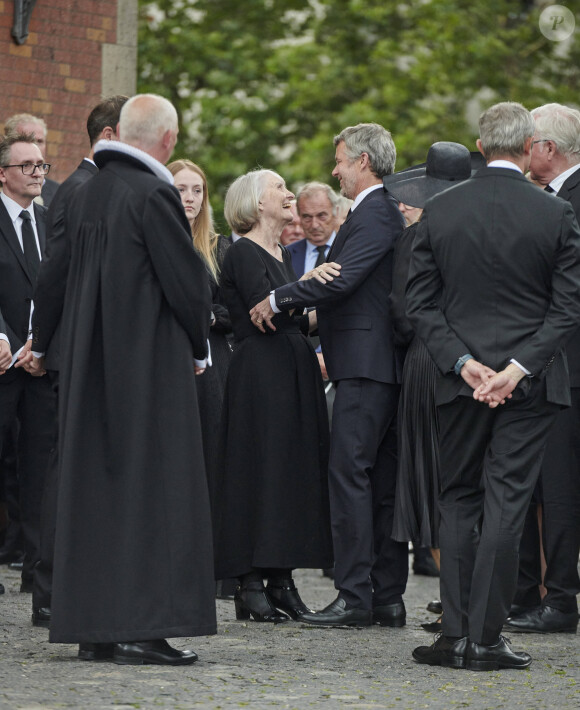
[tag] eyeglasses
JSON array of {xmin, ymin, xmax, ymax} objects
[
  {"xmin": 1, "ymin": 163, "xmax": 51, "ymax": 175},
  {"xmin": 531, "ymin": 139, "xmax": 551, "ymax": 148}
]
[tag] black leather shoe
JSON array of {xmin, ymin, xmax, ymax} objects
[
  {"xmin": 266, "ymin": 579, "xmax": 314, "ymax": 621},
  {"xmin": 427, "ymin": 599, "xmax": 443, "ymax": 615},
  {"xmin": 300, "ymin": 596, "xmax": 372, "ymax": 628},
  {"xmin": 466, "ymin": 636, "xmax": 532, "ymax": 671},
  {"xmin": 413, "ymin": 556, "xmax": 440, "ymax": 577},
  {"xmin": 373, "ymin": 602, "xmax": 406, "ymax": 627},
  {"xmin": 509, "ymin": 603, "xmax": 537, "ymax": 618},
  {"xmin": 505, "ymin": 605, "xmax": 578, "ymax": 634},
  {"xmin": 113, "ymin": 639, "xmax": 198, "ymax": 666},
  {"xmin": 234, "ymin": 582, "xmax": 289, "ymax": 623},
  {"xmin": 9, "ymin": 560, "xmax": 24, "ymax": 572},
  {"xmin": 78, "ymin": 642, "xmax": 115, "ymax": 661},
  {"xmin": 412, "ymin": 634, "xmax": 468, "ymax": 668},
  {"xmin": 421, "ymin": 615, "xmax": 443, "ymax": 633},
  {"xmin": 32, "ymin": 607, "xmax": 51, "ymax": 628},
  {"xmin": 0, "ymin": 547, "xmax": 24, "ymax": 565}
]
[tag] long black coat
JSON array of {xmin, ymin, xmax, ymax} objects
[{"xmin": 49, "ymin": 146, "xmax": 216, "ymax": 643}]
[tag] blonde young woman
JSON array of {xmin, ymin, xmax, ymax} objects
[{"xmin": 168, "ymin": 160, "xmax": 233, "ymax": 493}]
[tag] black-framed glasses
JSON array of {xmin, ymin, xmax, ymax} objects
[
  {"xmin": 531, "ymin": 139, "xmax": 551, "ymax": 148},
  {"xmin": 1, "ymin": 163, "xmax": 51, "ymax": 175}
]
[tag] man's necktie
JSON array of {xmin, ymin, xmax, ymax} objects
[
  {"xmin": 314, "ymin": 245, "xmax": 327, "ymax": 268},
  {"xmin": 20, "ymin": 210, "xmax": 40, "ymax": 282},
  {"xmin": 544, "ymin": 185, "xmax": 555, "ymax": 193}
]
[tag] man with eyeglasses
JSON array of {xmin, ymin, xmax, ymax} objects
[
  {"xmin": 505, "ymin": 103, "xmax": 580, "ymax": 636},
  {"xmin": 4, "ymin": 113, "xmax": 59, "ymax": 207},
  {"xmin": 0, "ymin": 133, "xmax": 57, "ymax": 596}
]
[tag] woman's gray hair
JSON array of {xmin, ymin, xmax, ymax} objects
[
  {"xmin": 334, "ymin": 123, "xmax": 396, "ymax": 177},
  {"xmin": 224, "ymin": 169, "xmax": 283, "ymax": 235},
  {"xmin": 531, "ymin": 103, "xmax": 580, "ymax": 162},
  {"xmin": 478, "ymin": 102, "xmax": 535, "ymax": 160},
  {"xmin": 119, "ymin": 94, "xmax": 178, "ymax": 150}
]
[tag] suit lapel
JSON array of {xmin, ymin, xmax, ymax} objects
[
  {"xmin": 0, "ymin": 200, "xmax": 30, "ymax": 281},
  {"xmin": 34, "ymin": 203, "xmax": 47, "ymax": 255},
  {"xmin": 557, "ymin": 168, "xmax": 580, "ymax": 200}
]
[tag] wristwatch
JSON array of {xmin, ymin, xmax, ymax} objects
[{"xmin": 454, "ymin": 353, "xmax": 474, "ymax": 376}]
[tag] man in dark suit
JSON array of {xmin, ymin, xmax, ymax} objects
[
  {"xmin": 0, "ymin": 134, "xmax": 57, "ymax": 593},
  {"xmin": 505, "ymin": 103, "xmax": 580, "ymax": 635},
  {"xmin": 250, "ymin": 123, "xmax": 408, "ymax": 627},
  {"xmin": 20, "ymin": 96, "xmax": 128, "ymax": 629},
  {"xmin": 286, "ymin": 182, "xmax": 338, "ymax": 278},
  {"xmin": 407, "ymin": 102, "xmax": 580, "ymax": 671}
]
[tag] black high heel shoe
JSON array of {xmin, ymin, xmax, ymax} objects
[
  {"xmin": 234, "ymin": 582, "xmax": 289, "ymax": 623},
  {"xmin": 266, "ymin": 579, "xmax": 314, "ymax": 621}
]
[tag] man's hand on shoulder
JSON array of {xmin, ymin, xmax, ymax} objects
[{"xmin": 249, "ymin": 296, "xmax": 276, "ymax": 333}]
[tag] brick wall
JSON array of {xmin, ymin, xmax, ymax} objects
[{"xmin": 0, "ymin": 1, "xmax": 136, "ymax": 183}]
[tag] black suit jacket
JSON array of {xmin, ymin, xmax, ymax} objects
[
  {"xmin": 0, "ymin": 200, "xmax": 47, "ymax": 363},
  {"xmin": 555, "ymin": 167, "xmax": 580, "ymax": 387},
  {"xmin": 407, "ymin": 167, "xmax": 580, "ymax": 407},
  {"xmin": 32, "ymin": 159, "xmax": 98, "ymax": 370},
  {"xmin": 275, "ymin": 186, "xmax": 406, "ymax": 384}
]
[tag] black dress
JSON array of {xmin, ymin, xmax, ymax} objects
[
  {"xmin": 213, "ymin": 237, "xmax": 333, "ymax": 579},
  {"xmin": 390, "ymin": 222, "xmax": 441, "ymax": 548},
  {"xmin": 196, "ymin": 235, "xmax": 233, "ymax": 495}
]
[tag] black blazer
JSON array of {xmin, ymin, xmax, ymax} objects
[
  {"xmin": 407, "ymin": 167, "xmax": 580, "ymax": 407},
  {"xmin": 555, "ymin": 168, "xmax": 580, "ymax": 387},
  {"xmin": 0, "ymin": 199, "xmax": 46, "ymax": 354},
  {"xmin": 32, "ymin": 159, "xmax": 98, "ymax": 369},
  {"xmin": 275, "ymin": 186, "xmax": 406, "ymax": 384}
]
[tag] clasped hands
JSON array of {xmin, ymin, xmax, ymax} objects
[
  {"xmin": 462, "ymin": 359, "xmax": 525, "ymax": 409},
  {"xmin": 249, "ymin": 261, "xmax": 341, "ymax": 333},
  {"xmin": 12, "ymin": 340, "xmax": 46, "ymax": 377}
]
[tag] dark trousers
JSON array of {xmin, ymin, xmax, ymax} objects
[
  {"xmin": 514, "ymin": 388, "xmax": 580, "ymax": 613},
  {"xmin": 437, "ymin": 384, "xmax": 559, "ymax": 645},
  {"xmin": 329, "ymin": 378, "xmax": 408, "ymax": 610},
  {"xmin": 0, "ymin": 422, "xmax": 23, "ymax": 552},
  {"xmin": 0, "ymin": 370, "xmax": 56, "ymax": 583},
  {"xmin": 33, "ymin": 370, "xmax": 59, "ymax": 609}
]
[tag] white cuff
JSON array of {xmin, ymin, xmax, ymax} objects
[
  {"xmin": 269, "ymin": 291, "xmax": 281, "ymax": 314},
  {"xmin": 510, "ymin": 358, "xmax": 531, "ymax": 376}
]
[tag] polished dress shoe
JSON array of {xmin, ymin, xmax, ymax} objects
[
  {"xmin": 427, "ymin": 599, "xmax": 443, "ymax": 615},
  {"xmin": 300, "ymin": 596, "xmax": 372, "ymax": 628},
  {"xmin": 114, "ymin": 639, "xmax": 198, "ymax": 666},
  {"xmin": 32, "ymin": 607, "xmax": 51, "ymax": 628},
  {"xmin": 78, "ymin": 642, "xmax": 115, "ymax": 661},
  {"xmin": 373, "ymin": 602, "xmax": 406, "ymax": 627},
  {"xmin": 0, "ymin": 547, "xmax": 23, "ymax": 565},
  {"xmin": 266, "ymin": 579, "xmax": 314, "ymax": 621},
  {"xmin": 412, "ymin": 556, "xmax": 440, "ymax": 577},
  {"xmin": 505, "ymin": 604, "xmax": 578, "ymax": 634},
  {"xmin": 412, "ymin": 634, "xmax": 468, "ymax": 668},
  {"xmin": 234, "ymin": 582, "xmax": 289, "ymax": 623},
  {"xmin": 9, "ymin": 560, "xmax": 24, "ymax": 571},
  {"xmin": 466, "ymin": 636, "xmax": 532, "ymax": 671}
]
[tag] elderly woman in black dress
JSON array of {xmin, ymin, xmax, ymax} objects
[{"xmin": 213, "ymin": 169, "xmax": 336, "ymax": 623}]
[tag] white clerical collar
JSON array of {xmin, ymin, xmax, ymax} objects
[
  {"xmin": 487, "ymin": 159, "xmax": 523, "ymax": 173},
  {"xmin": 93, "ymin": 140, "xmax": 174, "ymax": 184},
  {"xmin": 351, "ymin": 183, "xmax": 382, "ymax": 212}
]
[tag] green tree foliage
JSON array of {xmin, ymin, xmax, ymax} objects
[{"xmin": 138, "ymin": 0, "xmax": 580, "ymax": 228}]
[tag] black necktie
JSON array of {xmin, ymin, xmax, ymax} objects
[
  {"xmin": 314, "ymin": 245, "xmax": 327, "ymax": 268},
  {"xmin": 544, "ymin": 185, "xmax": 555, "ymax": 193},
  {"xmin": 20, "ymin": 210, "xmax": 40, "ymax": 282}
]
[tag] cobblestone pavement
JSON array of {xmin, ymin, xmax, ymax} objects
[{"xmin": 0, "ymin": 562, "xmax": 578, "ymax": 709}]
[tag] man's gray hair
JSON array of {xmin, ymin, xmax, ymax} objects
[
  {"xmin": 296, "ymin": 182, "xmax": 339, "ymax": 216},
  {"xmin": 224, "ymin": 169, "xmax": 283, "ymax": 235},
  {"xmin": 478, "ymin": 102, "xmax": 535, "ymax": 160},
  {"xmin": 5, "ymin": 113, "xmax": 47, "ymax": 137},
  {"xmin": 119, "ymin": 94, "xmax": 178, "ymax": 150},
  {"xmin": 531, "ymin": 103, "xmax": 580, "ymax": 162},
  {"xmin": 334, "ymin": 123, "xmax": 396, "ymax": 178}
]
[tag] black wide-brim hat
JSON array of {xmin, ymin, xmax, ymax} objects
[{"xmin": 383, "ymin": 141, "xmax": 473, "ymax": 208}]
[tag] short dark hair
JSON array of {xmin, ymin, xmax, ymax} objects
[
  {"xmin": 86, "ymin": 95, "xmax": 129, "ymax": 146},
  {"xmin": 0, "ymin": 133, "xmax": 37, "ymax": 167}
]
